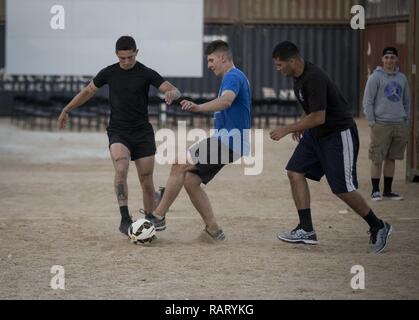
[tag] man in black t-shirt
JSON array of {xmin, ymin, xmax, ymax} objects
[
  {"xmin": 58, "ymin": 36, "xmax": 180, "ymax": 236},
  {"xmin": 270, "ymin": 41, "xmax": 392, "ymax": 253}
]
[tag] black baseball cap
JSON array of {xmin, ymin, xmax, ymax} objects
[{"xmin": 382, "ymin": 47, "xmax": 398, "ymax": 57}]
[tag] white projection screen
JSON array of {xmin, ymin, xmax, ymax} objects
[{"xmin": 6, "ymin": 0, "xmax": 203, "ymax": 77}]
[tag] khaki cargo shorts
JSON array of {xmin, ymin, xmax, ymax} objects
[{"xmin": 369, "ymin": 123, "xmax": 409, "ymax": 164}]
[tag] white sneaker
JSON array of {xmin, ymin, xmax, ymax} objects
[{"xmin": 371, "ymin": 191, "xmax": 383, "ymax": 201}]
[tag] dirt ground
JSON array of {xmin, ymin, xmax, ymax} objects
[{"xmin": 0, "ymin": 117, "xmax": 418, "ymax": 300}]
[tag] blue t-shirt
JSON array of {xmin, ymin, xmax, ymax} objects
[{"xmin": 213, "ymin": 67, "xmax": 252, "ymax": 156}]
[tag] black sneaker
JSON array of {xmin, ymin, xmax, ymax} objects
[
  {"xmin": 382, "ymin": 192, "xmax": 403, "ymax": 201},
  {"xmin": 145, "ymin": 212, "xmax": 166, "ymax": 231},
  {"xmin": 119, "ymin": 217, "xmax": 133, "ymax": 236}
]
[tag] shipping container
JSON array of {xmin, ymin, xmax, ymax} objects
[
  {"xmin": 406, "ymin": 0, "xmax": 419, "ymax": 181},
  {"xmin": 205, "ymin": 0, "xmax": 362, "ymax": 24},
  {"xmin": 0, "ymin": 23, "xmax": 360, "ymax": 118},
  {"xmin": 364, "ymin": 0, "xmax": 410, "ymax": 23},
  {"xmin": 166, "ymin": 24, "xmax": 360, "ymax": 115},
  {"xmin": 164, "ymin": 24, "xmax": 244, "ymax": 100},
  {"xmin": 0, "ymin": 0, "xmax": 4, "ymax": 23},
  {"xmin": 0, "ymin": 22, "xmax": 4, "ymax": 68},
  {"xmin": 360, "ymin": 22, "xmax": 409, "ymax": 114},
  {"xmin": 204, "ymin": 0, "xmax": 240, "ymax": 24},
  {"xmin": 240, "ymin": 0, "xmax": 362, "ymax": 24},
  {"xmin": 242, "ymin": 24, "xmax": 360, "ymax": 114}
]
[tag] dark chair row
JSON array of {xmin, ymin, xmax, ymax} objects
[
  {"xmin": 252, "ymin": 99, "xmax": 302, "ymax": 128},
  {"xmin": 11, "ymin": 95, "xmax": 111, "ymax": 131},
  {"xmin": 156, "ymin": 97, "xmax": 301, "ymax": 129},
  {"xmin": 10, "ymin": 95, "xmax": 301, "ymax": 131}
]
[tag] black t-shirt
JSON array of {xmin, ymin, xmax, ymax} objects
[
  {"xmin": 293, "ymin": 61, "xmax": 355, "ymax": 137},
  {"xmin": 93, "ymin": 61, "xmax": 165, "ymax": 130}
]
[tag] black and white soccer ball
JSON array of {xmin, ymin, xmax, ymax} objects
[{"xmin": 128, "ymin": 218, "xmax": 156, "ymax": 244}]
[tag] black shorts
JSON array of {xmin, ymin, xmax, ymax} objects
[
  {"xmin": 189, "ymin": 137, "xmax": 240, "ymax": 185},
  {"xmin": 286, "ymin": 126, "xmax": 359, "ymax": 194},
  {"xmin": 107, "ymin": 126, "xmax": 156, "ymax": 161}
]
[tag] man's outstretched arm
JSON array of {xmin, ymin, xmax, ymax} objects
[
  {"xmin": 158, "ymin": 81, "xmax": 181, "ymax": 105},
  {"xmin": 57, "ymin": 81, "xmax": 98, "ymax": 129}
]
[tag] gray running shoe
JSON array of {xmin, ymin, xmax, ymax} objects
[
  {"xmin": 205, "ymin": 228, "xmax": 226, "ymax": 241},
  {"xmin": 277, "ymin": 225, "xmax": 318, "ymax": 245},
  {"xmin": 369, "ymin": 221, "xmax": 393, "ymax": 253},
  {"xmin": 145, "ymin": 212, "xmax": 166, "ymax": 231}
]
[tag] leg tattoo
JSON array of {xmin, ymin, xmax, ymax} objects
[{"xmin": 117, "ymin": 183, "xmax": 127, "ymax": 201}]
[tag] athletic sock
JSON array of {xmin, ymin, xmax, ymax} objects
[
  {"xmin": 152, "ymin": 212, "xmax": 164, "ymax": 220},
  {"xmin": 371, "ymin": 178, "xmax": 380, "ymax": 193},
  {"xmin": 383, "ymin": 176, "xmax": 393, "ymax": 194},
  {"xmin": 119, "ymin": 206, "xmax": 131, "ymax": 221},
  {"xmin": 363, "ymin": 210, "xmax": 384, "ymax": 230},
  {"xmin": 297, "ymin": 209, "xmax": 313, "ymax": 232}
]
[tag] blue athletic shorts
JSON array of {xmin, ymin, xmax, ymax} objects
[{"xmin": 286, "ymin": 125, "xmax": 359, "ymax": 194}]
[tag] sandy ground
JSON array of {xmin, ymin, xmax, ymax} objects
[{"xmin": 0, "ymin": 117, "xmax": 418, "ymax": 300}]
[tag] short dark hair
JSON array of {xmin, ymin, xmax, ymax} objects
[
  {"xmin": 272, "ymin": 41, "xmax": 300, "ymax": 60},
  {"xmin": 205, "ymin": 40, "xmax": 232, "ymax": 60},
  {"xmin": 116, "ymin": 36, "xmax": 137, "ymax": 52}
]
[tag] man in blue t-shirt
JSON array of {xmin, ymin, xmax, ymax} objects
[{"xmin": 144, "ymin": 40, "xmax": 251, "ymax": 240}]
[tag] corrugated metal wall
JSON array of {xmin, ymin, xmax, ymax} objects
[
  {"xmin": 0, "ymin": 2, "xmax": 360, "ymax": 117},
  {"xmin": 164, "ymin": 24, "xmax": 243, "ymax": 100},
  {"xmin": 204, "ymin": 0, "xmax": 240, "ymax": 24},
  {"xmin": 0, "ymin": 23, "xmax": 4, "ymax": 68},
  {"xmin": 164, "ymin": 24, "xmax": 360, "ymax": 115},
  {"xmin": 204, "ymin": 0, "xmax": 362, "ymax": 24},
  {"xmin": 0, "ymin": 22, "xmax": 359, "ymax": 115},
  {"xmin": 365, "ymin": 0, "xmax": 410, "ymax": 22},
  {"xmin": 407, "ymin": 0, "xmax": 418, "ymax": 180},
  {"xmin": 243, "ymin": 24, "xmax": 359, "ymax": 113},
  {"xmin": 240, "ymin": 0, "xmax": 362, "ymax": 24},
  {"xmin": 0, "ymin": 0, "xmax": 4, "ymax": 22}
]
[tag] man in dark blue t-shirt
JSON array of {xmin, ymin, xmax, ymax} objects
[
  {"xmin": 145, "ymin": 40, "xmax": 252, "ymax": 240},
  {"xmin": 58, "ymin": 36, "xmax": 180, "ymax": 236},
  {"xmin": 270, "ymin": 41, "xmax": 392, "ymax": 253}
]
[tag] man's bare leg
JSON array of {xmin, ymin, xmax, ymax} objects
[
  {"xmin": 110, "ymin": 143, "xmax": 131, "ymax": 234},
  {"xmin": 277, "ymin": 170, "xmax": 317, "ymax": 244},
  {"xmin": 153, "ymin": 163, "xmax": 196, "ymax": 217},
  {"xmin": 184, "ymin": 172, "xmax": 221, "ymax": 233},
  {"xmin": 134, "ymin": 155, "xmax": 157, "ymax": 213},
  {"xmin": 288, "ymin": 170, "xmax": 310, "ymax": 210},
  {"xmin": 336, "ymin": 191, "xmax": 371, "ymax": 218},
  {"xmin": 370, "ymin": 162, "xmax": 383, "ymax": 200}
]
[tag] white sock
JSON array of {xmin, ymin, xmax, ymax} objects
[{"xmin": 153, "ymin": 213, "xmax": 164, "ymax": 220}]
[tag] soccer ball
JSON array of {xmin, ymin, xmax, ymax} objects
[{"xmin": 128, "ymin": 218, "xmax": 156, "ymax": 244}]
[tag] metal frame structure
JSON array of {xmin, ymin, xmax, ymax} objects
[{"xmin": 407, "ymin": 0, "xmax": 419, "ymax": 181}]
